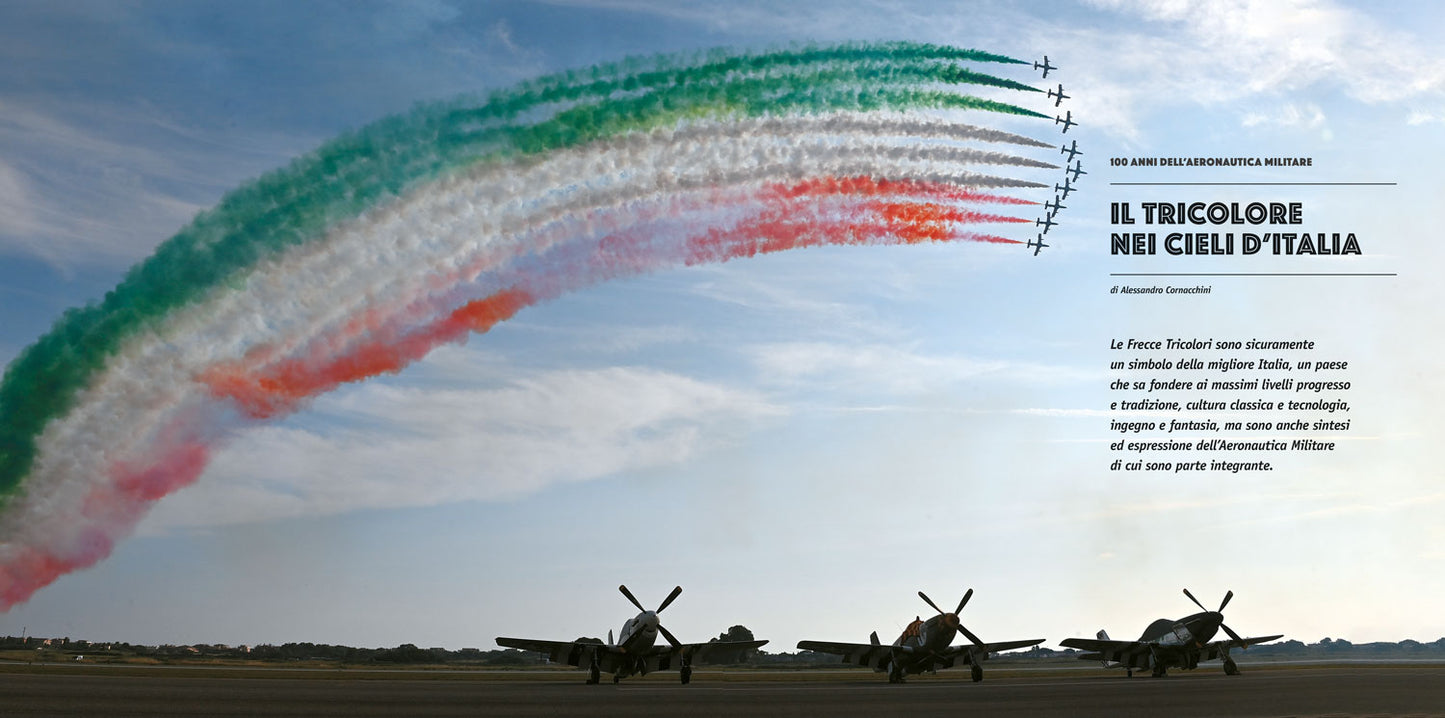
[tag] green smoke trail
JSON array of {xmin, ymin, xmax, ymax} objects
[{"xmin": 0, "ymin": 41, "xmax": 1047, "ymax": 503}]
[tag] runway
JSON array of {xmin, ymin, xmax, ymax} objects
[{"xmin": 2, "ymin": 664, "xmax": 1442, "ymax": 717}]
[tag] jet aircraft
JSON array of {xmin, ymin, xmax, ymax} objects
[
  {"xmin": 1067, "ymin": 160, "xmax": 1087, "ymax": 182},
  {"xmin": 1054, "ymin": 178, "xmax": 1075, "ymax": 200},
  {"xmin": 496, "ymin": 585, "xmax": 767, "ymax": 684},
  {"xmin": 797, "ymin": 590, "xmax": 1043, "ymax": 683},
  {"xmin": 1061, "ymin": 140, "xmax": 1082, "ymax": 163},
  {"xmin": 1059, "ymin": 589, "xmax": 1282, "ymax": 678},
  {"xmin": 1047, "ymin": 83, "xmax": 1070, "ymax": 106},
  {"xmin": 1036, "ymin": 215, "xmax": 1057, "ymax": 233},
  {"xmin": 1034, "ymin": 56, "xmax": 1056, "ymax": 78},
  {"xmin": 1027, "ymin": 235, "xmax": 1050, "ymax": 256},
  {"xmin": 1055, "ymin": 110, "xmax": 1076, "ymax": 133},
  {"xmin": 1045, "ymin": 196, "xmax": 1066, "ymax": 217}
]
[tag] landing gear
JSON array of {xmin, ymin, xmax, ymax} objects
[
  {"xmin": 612, "ymin": 674, "xmax": 621, "ymax": 684},
  {"xmin": 1223, "ymin": 657, "xmax": 1239, "ymax": 676},
  {"xmin": 1125, "ymin": 668, "xmax": 1133, "ymax": 678},
  {"xmin": 587, "ymin": 662, "xmax": 600, "ymax": 684},
  {"xmin": 680, "ymin": 665, "xmax": 692, "ymax": 684},
  {"xmin": 888, "ymin": 663, "xmax": 906, "ymax": 684},
  {"xmin": 970, "ymin": 664, "xmax": 983, "ymax": 683},
  {"xmin": 1151, "ymin": 664, "xmax": 1168, "ymax": 678}
]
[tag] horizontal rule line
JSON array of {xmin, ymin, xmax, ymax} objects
[
  {"xmin": 1108, "ymin": 182, "xmax": 1396, "ymax": 186},
  {"xmin": 1110, "ymin": 272, "xmax": 1397, "ymax": 277}
]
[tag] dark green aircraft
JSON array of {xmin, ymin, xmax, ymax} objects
[{"xmin": 1061, "ymin": 589, "xmax": 1282, "ymax": 677}]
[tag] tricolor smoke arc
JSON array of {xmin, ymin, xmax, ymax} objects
[{"xmin": 0, "ymin": 42, "xmax": 1064, "ymax": 608}]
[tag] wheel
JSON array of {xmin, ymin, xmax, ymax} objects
[
  {"xmin": 1223, "ymin": 658, "xmax": 1239, "ymax": 676},
  {"xmin": 888, "ymin": 663, "xmax": 905, "ymax": 684},
  {"xmin": 1151, "ymin": 665, "xmax": 1167, "ymax": 678},
  {"xmin": 1126, "ymin": 668, "xmax": 1133, "ymax": 678},
  {"xmin": 680, "ymin": 666, "xmax": 692, "ymax": 684},
  {"xmin": 612, "ymin": 674, "xmax": 621, "ymax": 684},
  {"xmin": 971, "ymin": 664, "xmax": 983, "ymax": 683}
]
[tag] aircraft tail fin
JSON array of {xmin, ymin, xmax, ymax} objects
[
  {"xmin": 870, "ymin": 631, "xmax": 880, "ymax": 646},
  {"xmin": 1095, "ymin": 630, "xmax": 1117, "ymax": 669},
  {"xmin": 608, "ymin": 629, "xmax": 615, "ymax": 646}
]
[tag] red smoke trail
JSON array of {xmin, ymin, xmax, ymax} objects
[
  {"xmin": 204, "ymin": 289, "xmax": 532, "ymax": 419},
  {"xmin": 210, "ymin": 176, "xmax": 1031, "ymax": 402},
  {"xmin": 203, "ymin": 178, "xmax": 1024, "ymax": 418}
]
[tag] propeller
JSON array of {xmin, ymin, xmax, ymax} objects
[
  {"xmin": 918, "ymin": 589, "xmax": 984, "ymax": 646},
  {"xmin": 1183, "ymin": 588, "xmax": 1244, "ymax": 642},
  {"xmin": 618, "ymin": 584, "xmax": 684, "ymax": 648}
]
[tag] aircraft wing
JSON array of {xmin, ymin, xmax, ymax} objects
[
  {"xmin": 496, "ymin": 637, "xmax": 613, "ymax": 668},
  {"xmin": 797, "ymin": 640, "xmax": 903, "ymax": 671},
  {"xmin": 1201, "ymin": 634, "xmax": 1284, "ymax": 659},
  {"xmin": 952, "ymin": 638, "xmax": 1046, "ymax": 658},
  {"xmin": 666, "ymin": 640, "xmax": 770, "ymax": 665},
  {"xmin": 1059, "ymin": 637, "xmax": 1153, "ymax": 668}
]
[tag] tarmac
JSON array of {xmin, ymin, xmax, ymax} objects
[{"xmin": 2, "ymin": 664, "xmax": 1443, "ymax": 717}]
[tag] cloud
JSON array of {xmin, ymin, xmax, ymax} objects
[
  {"xmin": 0, "ymin": 98, "xmax": 309, "ymax": 268},
  {"xmin": 747, "ymin": 340, "xmax": 1095, "ymax": 396},
  {"xmin": 139, "ymin": 365, "xmax": 781, "ymax": 531}
]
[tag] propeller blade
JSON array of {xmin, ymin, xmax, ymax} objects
[
  {"xmin": 1182, "ymin": 588, "xmax": 1208, "ymax": 613},
  {"xmin": 657, "ymin": 623, "xmax": 682, "ymax": 649},
  {"xmin": 1219, "ymin": 590, "xmax": 1234, "ymax": 612},
  {"xmin": 954, "ymin": 588, "xmax": 974, "ymax": 616},
  {"xmin": 619, "ymin": 584, "xmax": 646, "ymax": 613},
  {"xmin": 958, "ymin": 623, "xmax": 985, "ymax": 647},
  {"xmin": 657, "ymin": 585, "xmax": 683, "ymax": 614},
  {"xmin": 918, "ymin": 591, "xmax": 946, "ymax": 616},
  {"xmin": 1220, "ymin": 622, "xmax": 1243, "ymax": 643}
]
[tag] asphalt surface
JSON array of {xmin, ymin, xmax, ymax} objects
[{"xmin": 2, "ymin": 665, "xmax": 1443, "ymax": 717}]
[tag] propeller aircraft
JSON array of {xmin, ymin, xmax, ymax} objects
[
  {"xmin": 496, "ymin": 585, "xmax": 767, "ymax": 684},
  {"xmin": 797, "ymin": 589, "xmax": 1044, "ymax": 683},
  {"xmin": 1060, "ymin": 589, "xmax": 1282, "ymax": 678}
]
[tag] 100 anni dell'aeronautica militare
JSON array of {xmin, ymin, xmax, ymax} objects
[
  {"xmin": 797, "ymin": 589, "xmax": 1044, "ymax": 683},
  {"xmin": 495, "ymin": 585, "xmax": 767, "ymax": 684},
  {"xmin": 1061, "ymin": 589, "xmax": 1283, "ymax": 677}
]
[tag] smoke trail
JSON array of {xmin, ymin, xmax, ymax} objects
[{"xmin": 0, "ymin": 41, "xmax": 1060, "ymax": 608}]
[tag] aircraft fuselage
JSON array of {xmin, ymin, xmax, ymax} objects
[
  {"xmin": 611, "ymin": 611, "xmax": 660, "ymax": 677},
  {"xmin": 889, "ymin": 613, "xmax": 962, "ymax": 675}
]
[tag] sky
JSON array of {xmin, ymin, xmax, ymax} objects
[{"xmin": 2, "ymin": 0, "xmax": 1444, "ymax": 653}]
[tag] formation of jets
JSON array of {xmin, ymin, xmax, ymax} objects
[
  {"xmin": 498, "ymin": 586, "xmax": 1278, "ymax": 684},
  {"xmin": 1022, "ymin": 56, "xmax": 1081, "ymax": 256}
]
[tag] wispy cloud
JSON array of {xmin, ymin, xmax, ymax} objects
[
  {"xmin": 748, "ymin": 340, "xmax": 1095, "ymax": 395},
  {"xmin": 1071, "ymin": 0, "xmax": 1445, "ymax": 137}
]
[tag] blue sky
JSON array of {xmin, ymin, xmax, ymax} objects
[{"xmin": 2, "ymin": 0, "xmax": 1444, "ymax": 652}]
